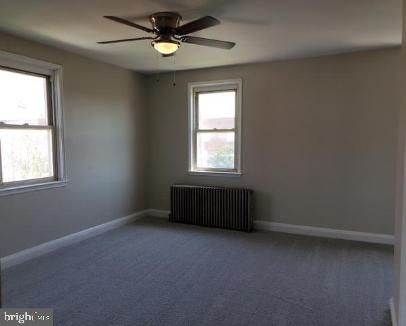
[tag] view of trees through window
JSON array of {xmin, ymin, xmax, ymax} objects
[
  {"xmin": 197, "ymin": 132, "xmax": 235, "ymax": 169},
  {"xmin": 0, "ymin": 129, "xmax": 53, "ymax": 182},
  {"xmin": 209, "ymin": 140, "xmax": 234, "ymax": 168},
  {"xmin": 0, "ymin": 68, "xmax": 54, "ymax": 184}
]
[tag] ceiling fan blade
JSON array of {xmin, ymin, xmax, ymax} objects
[
  {"xmin": 97, "ymin": 37, "xmax": 155, "ymax": 44},
  {"xmin": 175, "ymin": 16, "xmax": 220, "ymax": 35},
  {"xmin": 181, "ymin": 36, "xmax": 235, "ymax": 49},
  {"xmin": 104, "ymin": 16, "xmax": 153, "ymax": 34}
]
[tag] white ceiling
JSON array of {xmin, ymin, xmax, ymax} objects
[{"xmin": 0, "ymin": 0, "xmax": 402, "ymax": 73}]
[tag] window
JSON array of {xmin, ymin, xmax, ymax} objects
[
  {"xmin": 0, "ymin": 51, "xmax": 66, "ymax": 195},
  {"xmin": 188, "ymin": 79, "xmax": 242, "ymax": 176}
]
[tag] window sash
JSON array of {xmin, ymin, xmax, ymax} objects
[
  {"xmin": 0, "ymin": 176, "xmax": 56, "ymax": 188},
  {"xmin": 195, "ymin": 128, "xmax": 236, "ymax": 133},
  {"xmin": 0, "ymin": 66, "xmax": 52, "ymax": 127},
  {"xmin": 0, "ymin": 124, "xmax": 53, "ymax": 130},
  {"xmin": 195, "ymin": 89, "xmax": 237, "ymax": 131},
  {"xmin": 0, "ymin": 125, "xmax": 56, "ymax": 186},
  {"xmin": 194, "ymin": 130, "xmax": 237, "ymax": 171},
  {"xmin": 192, "ymin": 88, "xmax": 238, "ymax": 172}
]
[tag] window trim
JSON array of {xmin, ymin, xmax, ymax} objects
[
  {"xmin": 0, "ymin": 50, "xmax": 67, "ymax": 196},
  {"xmin": 188, "ymin": 79, "xmax": 242, "ymax": 176}
]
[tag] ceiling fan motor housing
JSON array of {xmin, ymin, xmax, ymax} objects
[{"xmin": 150, "ymin": 12, "xmax": 182, "ymax": 36}]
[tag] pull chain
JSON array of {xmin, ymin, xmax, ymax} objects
[
  {"xmin": 172, "ymin": 54, "xmax": 176, "ymax": 87},
  {"xmin": 155, "ymin": 52, "xmax": 160, "ymax": 83}
]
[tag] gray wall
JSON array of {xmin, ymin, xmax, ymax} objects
[
  {"xmin": 147, "ymin": 48, "xmax": 400, "ymax": 235},
  {"xmin": 0, "ymin": 32, "xmax": 148, "ymax": 257},
  {"xmin": 394, "ymin": 0, "xmax": 406, "ymax": 322}
]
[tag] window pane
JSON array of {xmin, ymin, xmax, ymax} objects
[
  {"xmin": 0, "ymin": 69, "xmax": 49, "ymax": 125},
  {"xmin": 198, "ymin": 91, "xmax": 235, "ymax": 130},
  {"xmin": 196, "ymin": 132, "xmax": 235, "ymax": 169},
  {"xmin": 0, "ymin": 129, "xmax": 54, "ymax": 182}
]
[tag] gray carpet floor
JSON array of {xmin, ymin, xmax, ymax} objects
[{"xmin": 3, "ymin": 218, "xmax": 393, "ymax": 326}]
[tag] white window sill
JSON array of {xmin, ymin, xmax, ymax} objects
[
  {"xmin": 188, "ymin": 171, "xmax": 242, "ymax": 177},
  {"xmin": 0, "ymin": 180, "xmax": 68, "ymax": 197}
]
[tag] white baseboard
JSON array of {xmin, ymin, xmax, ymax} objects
[
  {"xmin": 390, "ymin": 298, "xmax": 397, "ymax": 326},
  {"xmin": 254, "ymin": 220, "xmax": 394, "ymax": 245},
  {"xmin": 146, "ymin": 209, "xmax": 170, "ymax": 218},
  {"xmin": 0, "ymin": 210, "xmax": 149, "ymax": 270},
  {"xmin": 147, "ymin": 209, "xmax": 394, "ymax": 245}
]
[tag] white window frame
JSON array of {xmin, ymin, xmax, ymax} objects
[
  {"xmin": 188, "ymin": 79, "xmax": 242, "ymax": 177},
  {"xmin": 0, "ymin": 50, "xmax": 67, "ymax": 196}
]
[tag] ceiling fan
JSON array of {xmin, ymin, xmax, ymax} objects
[{"xmin": 98, "ymin": 12, "xmax": 236, "ymax": 56}]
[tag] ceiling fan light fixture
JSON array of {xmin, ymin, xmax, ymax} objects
[{"xmin": 152, "ymin": 39, "xmax": 180, "ymax": 55}]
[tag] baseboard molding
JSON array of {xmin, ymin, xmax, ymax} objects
[
  {"xmin": 146, "ymin": 209, "xmax": 170, "ymax": 218},
  {"xmin": 390, "ymin": 298, "xmax": 397, "ymax": 326},
  {"xmin": 147, "ymin": 209, "xmax": 394, "ymax": 245},
  {"xmin": 254, "ymin": 220, "xmax": 394, "ymax": 245},
  {"xmin": 0, "ymin": 210, "xmax": 149, "ymax": 270}
]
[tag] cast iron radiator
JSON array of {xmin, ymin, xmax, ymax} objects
[{"xmin": 170, "ymin": 185, "xmax": 254, "ymax": 231}]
